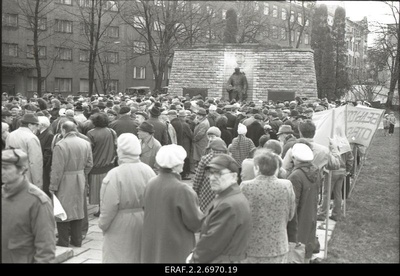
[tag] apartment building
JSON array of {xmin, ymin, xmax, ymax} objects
[{"xmin": 2, "ymin": 1, "xmax": 367, "ymax": 98}]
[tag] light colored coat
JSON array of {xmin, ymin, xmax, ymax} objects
[
  {"xmin": 241, "ymin": 175, "xmax": 296, "ymax": 259},
  {"xmin": 192, "ymin": 117, "xmax": 210, "ymax": 162},
  {"xmin": 6, "ymin": 127, "xmax": 43, "ymax": 189},
  {"xmin": 99, "ymin": 158, "xmax": 156, "ymax": 263},
  {"xmin": 49, "ymin": 132, "xmax": 93, "ymax": 221},
  {"xmin": 140, "ymin": 136, "xmax": 161, "ymax": 170},
  {"xmin": 141, "ymin": 170, "xmax": 203, "ymax": 263}
]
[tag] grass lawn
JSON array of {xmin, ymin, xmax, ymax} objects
[{"xmin": 323, "ymin": 113, "xmax": 399, "ymax": 263}]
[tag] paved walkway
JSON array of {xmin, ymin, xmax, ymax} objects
[{"xmin": 57, "ymin": 177, "xmax": 337, "ymax": 263}]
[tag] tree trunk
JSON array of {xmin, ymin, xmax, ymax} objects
[{"xmin": 34, "ymin": 0, "xmax": 42, "ymax": 97}]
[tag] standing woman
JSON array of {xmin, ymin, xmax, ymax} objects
[
  {"xmin": 99, "ymin": 133, "xmax": 156, "ymax": 263},
  {"xmin": 240, "ymin": 148, "xmax": 296, "ymax": 263},
  {"xmin": 86, "ymin": 113, "xmax": 118, "ymax": 217}
]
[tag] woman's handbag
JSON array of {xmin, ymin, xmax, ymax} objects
[{"xmin": 288, "ymin": 242, "xmax": 306, "ymax": 263}]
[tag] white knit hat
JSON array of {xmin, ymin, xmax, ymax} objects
[
  {"xmin": 156, "ymin": 144, "xmax": 187, "ymax": 169},
  {"xmin": 292, "ymin": 143, "xmax": 314, "ymax": 162},
  {"xmin": 117, "ymin": 133, "xmax": 141, "ymax": 157},
  {"xmin": 237, "ymin": 123, "xmax": 247, "ymax": 135}
]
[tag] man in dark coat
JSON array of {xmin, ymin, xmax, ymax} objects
[
  {"xmin": 170, "ymin": 110, "xmax": 193, "ymax": 179},
  {"xmin": 246, "ymin": 114, "xmax": 265, "ymax": 147},
  {"xmin": 146, "ymin": 105, "xmax": 169, "ymax": 145},
  {"xmin": 37, "ymin": 116, "xmax": 54, "ymax": 197},
  {"xmin": 224, "ymin": 105, "xmax": 237, "ymax": 138},
  {"xmin": 109, "ymin": 106, "xmax": 138, "ymax": 137},
  {"xmin": 226, "ymin": 67, "xmax": 248, "ymax": 102},
  {"xmin": 268, "ymin": 110, "xmax": 283, "ymax": 140}
]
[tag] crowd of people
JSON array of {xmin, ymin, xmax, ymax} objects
[{"xmin": 1, "ymin": 90, "xmax": 393, "ymax": 263}]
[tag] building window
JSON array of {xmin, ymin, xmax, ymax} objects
[
  {"xmin": 79, "ymin": 0, "xmax": 93, "ymax": 8},
  {"xmin": 27, "ymin": 77, "xmax": 46, "ymax": 92},
  {"xmin": 192, "ymin": 3, "xmax": 201, "ymax": 13},
  {"xmin": 79, "ymin": 79, "xmax": 89, "ymax": 93},
  {"xmin": 305, "ymin": 19, "xmax": 309, "ymax": 27},
  {"xmin": 281, "ymin": 27, "xmax": 287, "ymax": 40},
  {"xmin": 107, "ymin": 79, "xmax": 118, "ymax": 92},
  {"xmin": 290, "ymin": 30, "xmax": 295, "ymax": 42},
  {"xmin": 106, "ymin": 26, "xmax": 119, "ymax": 38},
  {"xmin": 55, "ymin": 78, "xmax": 72, "ymax": 93},
  {"xmin": 281, "ymin": 9, "xmax": 287, "ymax": 21},
  {"xmin": 222, "ymin": 9, "xmax": 227, "ymax": 19},
  {"xmin": 263, "ymin": 3, "xmax": 269, "ymax": 15},
  {"xmin": 3, "ymin": 13, "xmax": 18, "ymax": 27},
  {"xmin": 133, "ymin": 16, "xmax": 145, "ymax": 29},
  {"xmin": 206, "ymin": 6, "xmax": 215, "ymax": 17},
  {"xmin": 79, "ymin": 49, "xmax": 90, "ymax": 62},
  {"xmin": 27, "ymin": 45, "xmax": 46, "ymax": 59},
  {"xmin": 297, "ymin": 31, "xmax": 302, "ymax": 44},
  {"xmin": 154, "ymin": 0, "xmax": 164, "ymax": 7},
  {"xmin": 56, "ymin": 0, "xmax": 72, "ymax": 5},
  {"xmin": 290, "ymin": 11, "xmax": 295, "ymax": 23},
  {"xmin": 167, "ymin": 67, "xmax": 171, "ymax": 80},
  {"xmin": 272, "ymin": 5, "xmax": 278, "ymax": 18},
  {"xmin": 153, "ymin": 71, "xmax": 165, "ymax": 80},
  {"xmin": 56, "ymin": 47, "xmax": 72, "ymax": 61},
  {"xmin": 297, "ymin": 12, "xmax": 302, "ymax": 25},
  {"xmin": 105, "ymin": 1, "xmax": 118, "ymax": 11},
  {"xmin": 133, "ymin": 67, "xmax": 146, "ymax": 79},
  {"xmin": 263, "ymin": 26, "xmax": 269, "ymax": 38},
  {"xmin": 272, "ymin": 26, "xmax": 278, "ymax": 39},
  {"xmin": 2, "ymin": 43, "xmax": 18, "ymax": 57},
  {"xmin": 55, "ymin": 19, "xmax": 73, "ymax": 33},
  {"xmin": 304, "ymin": 33, "xmax": 309, "ymax": 45},
  {"xmin": 254, "ymin": 1, "xmax": 259, "ymax": 11},
  {"xmin": 205, "ymin": 29, "xmax": 216, "ymax": 39},
  {"xmin": 133, "ymin": 41, "xmax": 146, "ymax": 54},
  {"xmin": 28, "ymin": 16, "xmax": 47, "ymax": 30},
  {"xmin": 105, "ymin": 51, "xmax": 118, "ymax": 64}
]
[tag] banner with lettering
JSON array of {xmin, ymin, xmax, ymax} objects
[
  {"xmin": 346, "ymin": 105, "xmax": 384, "ymax": 147},
  {"xmin": 312, "ymin": 105, "xmax": 384, "ymax": 151}
]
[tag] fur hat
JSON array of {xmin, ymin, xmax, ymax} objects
[
  {"xmin": 155, "ymin": 144, "xmax": 187, "ymax": 169},
  {"xmin": 117, "ymin": 133, "xmax": 141, "ymax": 157}
]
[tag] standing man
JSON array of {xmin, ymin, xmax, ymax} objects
[
  {"xmin": 49, "ymin": 121, "xmax": 93, "ymax": 248},
  {"xmin": 6, "ymin": 113, "xmax": 43, "ymax": 190},
  {"xmin": 137, "ymin": 121, "xmax": 162, "ymax": 171},
  {"xmin": 226, "ymin": 67, "xmax": 248, "ymax": 102},
  {"xmin": 2, "ymin": 149, "xmax": 56, "ymax": 263},
  {"xmin": 186, "ymin": 154, "xmax": 252, "ymax": 263},
  {"xmin": 146, "ymin": 105, "xmax": 169, "ymax": 145},
  {"xmin": 36, "ymin": 116, "xmax": 54, "ymax": 197},
  {"xmin": 192, "ymin": 108, "xmax": 210, "ymax": 171},
  {"xmin": 109, "ymin": 106, "xmax": 138, "ymax": 137}
]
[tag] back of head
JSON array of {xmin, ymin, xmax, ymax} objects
[
  {"xmin": 264, "ymin": 139, "xmax": 283, "ymax": 156},
  {"xmin": 253, "ymin": 148, "xmax": 280, "ymax": 176},
  {"xmin": 298, "ymin": 119, "xmax": 316, "ymax": 138},
  {"xmin": 62, "ymin": 121, "xmax": 77, "ymax": 133}
]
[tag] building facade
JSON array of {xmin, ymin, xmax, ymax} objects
[{"xmin": 2, "ymin": 0, "xmax": 368, "ymax": 99}]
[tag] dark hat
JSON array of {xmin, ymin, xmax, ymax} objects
[
  {"xmin": 2, "ymin": 149, "xmax": 28, "ymax": 166},
  {"xmin": 75, "ymin": 105, "xmax": 83, "ymax": 111},
  {"xmin": 106, "ymin": 100, "xmax": 114, "ymax": 108},
  {"xmin": 254, "ymin": 114, "xmax": 263, "ymax": 120},
  {"xmin": 149, "ymin": 106, "xmax": 161, "ymax": 117},
  {"xmin": 277, "ymin": 125, "xmax": 294, "ymax": 136},
  {"xmin": 2, "ymin": 110, "xmax": 12, "ymax": 117},
  {"xmin": 21, "ymin": 113, "xmax": 39, "ymax": 124},
  {"xmin": 138, "ymin": 121, "xmax": 154, "ymax": 134},
  {"xmin": 97, "ymin": 102, "xmax": 106, "ymax": 109},
  {"xmin": 119, "ymin": 106, "xmax": 131, "ymax": 115},
  {"xmin": 304, "ymin": 108, "xmax": 314, "ymax": 113},
  {"xmin": 136, "ymin": 111, "xmax": 149, "ymax": 120},
  {"xmin": 37, "ymin": 98, "xmax": 48, "ymax": 111},
  {"xmin": 24, "ymin": 103, "xmax": 37, "ymax": 112},
  {"xmin": 290, "ymin": 110, "xmax": 299, "ymax": 117},
  {"xmin": 269, "ymin": 110, "xmax": 278, "ymax": 117},
  {"xmin": 197, "ymin": 108, "xmax": 207, "ymax": 116},
  {"xmin": 205, "ymin": 154, "xmax": 239, "ymax": 173}
]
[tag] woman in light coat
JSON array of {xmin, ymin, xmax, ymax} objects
[
  {"xmin": 241, "ymin": 148, "xmax": 296, "ymax": 263},
  {"xmin": 99, "ymin": 133, "xmax": 156, "ymax": 263}
]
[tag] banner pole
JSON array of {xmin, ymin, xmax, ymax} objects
[
  {"xmin": 343, "ymin": 105, "xmax": 348, "ymax": 217},
  {"xmin": 324, "ymin": 108, "xmax": 335, "ymax": 259}
]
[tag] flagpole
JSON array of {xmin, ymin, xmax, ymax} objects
[{"xmin": 324, "ymin": 108, "xmax": 335, "ymax": 259}]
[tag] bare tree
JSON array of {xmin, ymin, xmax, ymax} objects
[
  {"xmin": 16, "ymin": 0, "xmax": 60, "ymax": 97},
  {"xmin": 120, "ymin": 0, "xmax": 215, "ymax": 93},
  {"xmin": 287, "ymin": 1, "xmax": 315, "ymax": 48}
]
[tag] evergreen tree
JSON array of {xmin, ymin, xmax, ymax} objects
[
  {"xmin": 332, "ymin": 6, "xmax": 350, "ymax": 99},
  {"xmin": 311, "ymin": 4, "xmax": 329, "ymax": 98},
  {"xmin": 224, "ymin": 8, "xmax": 238, "ymax": 43},
  {"xmin": 321, "ymin": 30, "xmax": 336, "ymax": 99}
]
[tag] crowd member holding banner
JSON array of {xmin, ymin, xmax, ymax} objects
[
  {"xmin": 241, "ymin": 149, "xmax": 295, "ymax": 263},
  {"xmin": 286, "ymin": 143, "xmax": 319, "ymax": 263}
]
